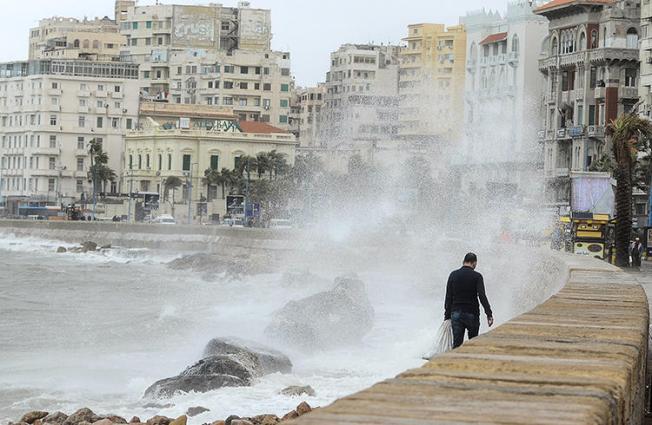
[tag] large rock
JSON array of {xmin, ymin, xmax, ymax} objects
[
  {"xmin": 42, "ymin": 412, "xmax": 68, "ymax": 425},
  {"xmin": 20, "ymin": 412, "xmax": 49, "ymax": 424},
  {"xmin": 280, "ymin": 385, "xmax": 315, "ymax": 397},
  {"xmin": 167, "ymin": 254, "xmax": 275, "ymax": 279},
  {"xmin": 145, "ymin": 339, "xmax": 292, "ymax": 398},
  {"xmin": 265, "ymin": 275, "xmax": 374, "ymax": 351},
  {"xmin": 63, "ymin": 409, "xmax": 100, "ymax": 425},
  {"xmin": 81, "ymin": 242, "xmax": 98, "ymax": 252},
  {"xmin": 185, "ymin": 407, "xmax": 209, "ymax": 418},
  {"xmin": 203, "ymin": 338, "xmax": 292, "ymax": 375}
]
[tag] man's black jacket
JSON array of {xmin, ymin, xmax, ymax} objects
[{"xmin": 444, "ymin": 266, "xmax": 492, "ymax": 320}]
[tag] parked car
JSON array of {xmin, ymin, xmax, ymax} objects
[{"xmin": 153, "ymin": 214, "xmax": 176, "ymax": 225}]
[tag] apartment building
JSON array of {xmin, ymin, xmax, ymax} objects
[
  {"xmin": 29, "ymin": 17, "xmax": 124, "ymax": 61},
  {"xmin": 125, "ymin": 102, "xmax": 296, "ymax": 219},
  {"xmin": 0, "ymin": 60, "xmax": 140, "ymax": 204},
  {"xmin": 291, "ymin": 85, "xmax": 326, "ymax": 148},
  {"xmin": 399, "ymin": 24, "xmax": 466, "ymax": 144},
  {"xmin": 640, "ymin": 0, "xmax": 652, "ymax": 117},
  {"xmin": 536, "ymin": 0, "xmax": 640, "ymax": 206},
  {"xmin": 321, "ymin": 44, "xmax": 400, "ymax": 147},
  {"xmin": 117, "ymin": 2, "xmax": 293, "ymax": 130},
  {"xmin": 460, "ymin": 2, "xmax": 548, "ymax": 200}
]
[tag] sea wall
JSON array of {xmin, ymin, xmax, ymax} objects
[
  {"xmin": 290, "ymin": 254, "xmax": 651, "ymax": 425},
  {"xmin": 0, "ymin": 220, "xmax": 299, "ymax": 253}
]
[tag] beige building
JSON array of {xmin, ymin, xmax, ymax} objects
[
  {"xmin": 292, "ymin": 85, "xmax": 326, "ymax": 147},
  {"xmin": 124, "ymin": 102, "xmax": 297, "ymax": 219},
  {"xmin": 0, "ymin": 59, "xmax": 140, "ymax": 204},
  {"xmin": 117, "ymin": 1, "xmax": 293, "ymax": 130},
  {"xmin": 399, "ymin": 24, "xmax": 466, "ymax": 144},
  {"xmin": 321, "ymin": 44, "xmax": 400, "ymax": 147},
  {"xmin": 29, "ymin": 17, "xmax": 124, "ymax": 61},
  {"xmin": 640, "ymin": 0, "xmax": 652, "ymax": 118}
]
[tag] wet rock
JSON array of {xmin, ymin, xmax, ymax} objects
[
  {"xmin": 144, "ymin": 356, "xmax": 253, "ymax": 398},
  {"xmin": 78, "ymin": 422, "xmax": 92, "ymax": 425},
  {"xmin": 20, "ymin": 412, "xmax": 49, "ymax": 424},
  {"xmin": 280, "ymin": 411, "xmax": 298, "ymax": 421},
  {"xmin": 142, "ymin": 403, "xmax": 174, "ymax": 409},
  {"xmin": 230, "ymin": 421, "xmax": 253, "ymax": 425},
  {"xmin": 43, "ymin": 412, "xmax": 68, "ymax": 425},
  {"xmin": 167, "ymin": 253, "xmax": 275, "ymax": 279},
  {"xmin": 56, "ymin": 247, "xmax": 67, "ymax": 253},
  {"xmin": 168, "ymin": 416, "xmax": 186, "ymax": 425},
  {"xmin": 265, "ymin": 275, "xmax": 375, "ymax": 351},
  {"xmin": 100, "ymin": 244, "xmax": 112, "ymax": 250},
  {"xmin": 91, "ymin": 419, "xmax": 113, "ymax": 425},
  {"xmin": 210, "ymin": 422, "xmax": 225, "ymax": 425},
  {"xmin": 145, "ymin": 416, "xmax": 171, "ymax": 425},
  {"xmin": 185, "ymin": 407, "xmax": 209, "ymax": 418},
  {"xmin": 63, "ymin": 409, "xmax": 101, "ymax": 425},
  {"xmin": 224, "ymin": 416, "xmax": 240, "ymax": 425},
  {"xmin": 296, "ymin": 402, "xmax": 311, "ymax": 416},
  {"xmin": 129, "ymin": 418, "xmax": 141, "ymax": 424},
  {"xmin": 203, "ymin": 338, "xmax": 292, "ymax": 375},
  {"xmin": 81, "ymin": 241, "xmax": 98, "ymax": 252},
  {"xmin": 280, "ymin": 385, "xmax": 315, "ymax": 397},
  {"xmin": 68, "ymin": 247, "xmax": 84, "ymax": 254},
  {"xmin": 105, "ymin": 416, "xmax": 127, "ymax": 424},
  {"xmin": 250, "ymin": 415, "xmax": 279, "ymax": 425}
]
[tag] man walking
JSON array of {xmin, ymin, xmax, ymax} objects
[
  {"xmin": 631, "ymin": 238, "xmax": 644, "ymax": 270},
  {"xmin": 444, "ymin": 253, "xmax": 494, "ymax": 348}
]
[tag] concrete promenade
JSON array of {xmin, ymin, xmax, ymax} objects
[{"xmin": 290, "ymin": 255, "xmax": 650, "ymax": 424}]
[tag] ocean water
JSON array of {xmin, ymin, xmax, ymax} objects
[{"xmin": 0, "ymin": 233, "xmax": 440, "ymax": 424}]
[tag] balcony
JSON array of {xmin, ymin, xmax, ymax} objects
[
  {"xmin": 32, "ymin": 147, "xmax": 60, "ymax": 156},
  {"xmin": 48, "ymin": 88, "xmax": 62, "ymax": 96},
  {"xmin": 507, "ymin": 51, "xmax": 519, "ymax": 65},
  {"xmin": 110, "ymin": 92, "xmax": 124, "ymax": 99},
  {"xmin": 77, "ymin": 90, "xmax": 90, "ymax": 98},
  {"xmin": 557, "ymin": 128, "xmax": 570, "ymax": 139},
  {"xmin": 587, "ymin": 125, "xmax": 605, "ymax": 138},
  {"xmin": 619, "ymin": 86, "xmax": 639, "ymax": 99},
  {"xmin": 589, "ymin": 48, "xmax": 639, "ymax": 64},
  {"xmin": 569, "ymin": 126, "xmax": 584, "ymax": 138}
]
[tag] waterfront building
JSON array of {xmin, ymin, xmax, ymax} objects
[
  {"xmin": 459, "ymin": 2, "xmax": 548, "ymax": 201},
  {"xmin": 292, "ymin": 85, "xmax": 326, "ymax": 148},
  {"xmin": 536, "ymin": 0, "xmax": 640, "ymax": 207},
  {"xmin": 117, "ymin": 1, "xmax": 293, "ymax": 131},
  {"xmin": 29, "ymin": 16, "xmax": 124, "ymax": 61},
  {"xmin": 124, "ymin": 102, "xmax": 297, "ymax": 219},
  {"xmin": 399, "ymin": 24, "xmax": 466, "ymax": 144},
  {"xmin": 320, "ymin": 44, "xmax": 400, "ymax": 147},
  {"xmin": 640, "ymin": 0, "xmax": 652, "ymax": 118},
  {"xmin": 0, "ymin": 60, "xmax": 140, "ymax": 204}
]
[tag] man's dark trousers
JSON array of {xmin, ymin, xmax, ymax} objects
[{"xmin": 451, "ymin": 311, "xmax": 480, "ymax": 348}]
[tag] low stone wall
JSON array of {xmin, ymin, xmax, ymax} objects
[
  {"xmin": 0, "ymin": 220, "xmax": 298, "ymax": 252},
  {"xmin": 290, "ymin": 255, "xmax": 650, "ymax": 425}
]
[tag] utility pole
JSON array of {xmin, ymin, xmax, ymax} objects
[{"xmin": 127, "ymin": 170, "xmax": 134, "ymax": 223}]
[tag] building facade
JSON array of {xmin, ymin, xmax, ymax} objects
[
  {"xmin": 536, "ymin": 0, "xmax": 640, "ymax": 206},
  {"xmin": 399, "ymin": 24, "xmax": 466, "ymax": 144},
  {"xmin": 124, "ymin": 102, "xmax": 297, "ymax": 219},
  {"xmin": 29, "ymin": 17, "xmax": 124, "ymax": 61},
  {"xmin": 321, "ymin": 44, "xmax": 400, "ymax": 147},
  {"xmin": 292, "ymin": 85, "xmax": 326, "ymax": 148},
  {"xmin": 639, "ymin": 0, "xmax": 652, "ymax": 118},
  {"xmin": 459, "ymin": 2, "xmax": 548, "ymax": 200},
  {"xmin": 0, "ymin": 60, "xmax": 140, "ymax": 204},
  {"xmin": 117, "ymin": 2, "xmax": 293, "ymax": 130}
]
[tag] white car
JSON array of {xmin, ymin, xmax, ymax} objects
[{"xmin": 153, "ymin": 214, "xmax": 176, "ymax": 225}]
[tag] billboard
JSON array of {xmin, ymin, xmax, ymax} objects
[
  {"xmin": 172, "ymin": 6, "xmax": 218, "ymax": 49},
  {"xmin": 238, "ymin": 8, "xmax": 271, "ymax": 50},
  {"xmin": 226, "ymin": 195, "xmax": 245, "ymax": 218},
  {"xmin": 571, "ymin": 173, "xmax": 614, "ymax": 215}
]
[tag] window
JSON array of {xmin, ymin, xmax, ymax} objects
[
  {"xmin": 182, "ymin": 154, "xmax": 191, "ymax": 171},
  {"xmin": 77, "ymin": 137, "xmax": 85, "ymax": 150},
  {"xmin": 280, "ymin": 99, "xmax": 289, "ymax": 108},
  {"xmin": 240, "ymin": 66, "xmax": 249, "ymax": 74},
  {"xmin": 223, "ymin": 97, "xmax": 233, "ymax": 105},
  {"xmin": 210, "ymin": 155, "xmax": 219, "ymax": 170},
  {"xmin": 577, "ymin": 104, "xmax": 584, "ymax": 126},
  {"xmin": 168, "ymin": 154, "xmax": 172, "ymax": 170},
  {"xmin": 511, "ymin": 35, "xmax": 519, "ymax": 53},
  {"xmin": 48, "ymin": 178, "xmax": 55, "ymax": 192},
  {"xmin": 50, "ymin": 115, "xmax": 57, "ymax": 126},
  {"xmin": 49, "ymin": 157, "xmax": 56, "ymax": 170},
  {"xmin": 97, "ymin": 117, "xmax": 103, "ymax": 128},
  {"xmin": 240, "ymin": 82, "xmax": 248, "ymax": 90},
  {"xmin": 579, "ymin": 32, "xmax": 586, "ymax": 51},
  {"xmin": 239, "ymin": 98, "xmax": 247, "ymax": 106},
  {"xmin": 97, "ymin": 100, "xmax": 104, "ymax": 108},
  {"xmin": 590, "ymin": 30, "xmax": 598, "ymax": 49},
  {"xmin": 263, "ymin": 83, "xmax": 271, "ymax": 91},
  {"xmin": 129, "ymin": 154, "xmax": 133, "ymax": 170},
  {"xmin": 158, "ymin": 154, "xmax": 162, "ymax": 171},
  {"xmin": 224, "ymin": 65, "xmax": 234, "ymax": 73},
  {"xmin": 78, "ymin": 116, "xmax": 86, "ymax": 127},
  {"xmin": 52, "ymin": 82, "xmax": 58, "ymax": 89},
  {"xmin": 49, "ymin": 135, "xmax": 56, "ymax": 148},
  {"xmin": 132, "ymin": 22, "xmax": 138, "ymax": 30},
  {"xmin": 224, "ymin": 81, "xmax": 234, "ymax": 89},
  {"xmin": 112, "ymin": 118, "xmax": 119, "ymax": 128},
  {"xmin": 138, "ymin": 155, "xmax": 142, "ymax": 170},
  {"xmin": 627, "ymin": 28, "xmax": 639, "ymax": 49},
  {"xmin": 281, "ymin": 84, "xmax": 289, "ymax": 92},
  {"xmin": 626, "ymin": 69, "xmax": 638, "ymax": 87},
  {"xmin": 279, "ymin": 115, "xmax": 288, "ymax": 124},
  {"xmin": 76, "ymin": 179, "xmax": 84, "ymax": 193},
  {"xmin": 126, "ymin": 118, "xmax": 133, "ymax": 130},
  {"xmin": 146, "ymin": 21, "xmax": 152, "ymax": 29},
  {"xmin": 77, "ymin": 157, "xmax": 84, "ymax": 172}
]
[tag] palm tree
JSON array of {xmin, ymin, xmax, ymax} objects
[
  {"xmin": 164, "ymin": 176, "xmax": 183, "ymax": 211},
  {"xmin": 268, "ymin": 150, "xmax": 288, "ymax": 180},
  {"xmin": 256, "ymin": 152, "xmax": 271, "ymax": 179},
  {"xmin": 606, "ymin": 113, "xmax": 652, "ymax": 267},
  {"xmin": 204, "ymin": 168, "xmax": 221, "ymax": 201}
]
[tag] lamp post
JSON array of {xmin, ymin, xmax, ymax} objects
[
  {"xmin": 127, "ymin": 169, "xmax": 135, "ymax": 223},
  {"xmin": 186, "ymin": 162, "xmax": 198, "ymax": 225}
]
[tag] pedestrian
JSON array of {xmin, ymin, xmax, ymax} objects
[
  {"xmin": 631, "ymin": 238, "xmax": 644, "ymax": 270},
  {"xmin": 444, "ymin": 253, "xmax": 494, "ymax": 349}
]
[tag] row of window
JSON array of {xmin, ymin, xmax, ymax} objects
[
  {"xmin": 0, "ymin": 81, "xmax": 121, "ymax": 93},
  {"xmin": 2, "ymin": 135, "xmax": 100, "ymax": 152},
  {"xmin": 0, "ymin": 176, "xmax": 93, "ymax": 194}
]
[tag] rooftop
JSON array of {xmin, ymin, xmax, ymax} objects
[
  {"xmin": 480, "ymin": 32, "xmax": 508, "ymax": 45},
  {"xmin": 139, "ymin": 102, "xmax": 235, "ymax": 120},
  {"xmin": 535, "ymin": 0, "xmax": 614, "ymax": 14},
  {"xmin": 239, "ymin": 121, "xmax": 289, "ymax": 134}
]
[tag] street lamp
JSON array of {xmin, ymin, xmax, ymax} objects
[
  {"xmin": 126, "ymin": 169, "xmax": 135, "ymax": 223},
  {"xmin": 185, "ymin": 162, "xmax": 198, "ymax": 225}
]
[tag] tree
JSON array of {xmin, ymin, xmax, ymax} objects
[
  {"xmin": 204, "ymin": 168, "xmax": 225, "ymax": 201},
  {"xmin": 269, "ymin": 150, "xmax": 289, "ymax": 179},
  {"xmin": 87, "ymin": 138, "xmax": 115, "ymax": 213},
  {"xmin": 164, "ymin": 176, "xmax": 183, "ymax": 206},
  {"xmin": 606, "ymin": 113, "xmax": 652, "ymax": 267},
  {"xmin": 256, "ymin": 152, "xmax": 271, "ymax": 179}
]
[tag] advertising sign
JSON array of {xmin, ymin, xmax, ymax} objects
[
  {"xmin": 571, "ymin": 173, "xmax": 614, "ymax": 215},
  {"xmin": 226, "ymin": 195, "xmax": 245, "ymax": 218},
  {"xmin": 172, "ymin": 6, "xmax": 217, "ymax": 49}
]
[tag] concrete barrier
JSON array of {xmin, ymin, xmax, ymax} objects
[{"xmin": 290, "ymin": 255, "xmax": 650, "ymax": 425}]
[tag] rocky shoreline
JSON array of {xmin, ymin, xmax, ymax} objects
[{"xmin": 8, "ymin": 403, "xmax": 315, "ymax": 425}]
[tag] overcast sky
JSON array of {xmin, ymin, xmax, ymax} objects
[{"xmin": 1, "ymin": 0, "xmax": 511, "ymax": 86}]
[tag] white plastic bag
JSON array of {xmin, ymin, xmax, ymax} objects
[{"xmin": 423, "ymin": 320, "xmax": 453, "ymax": 360}]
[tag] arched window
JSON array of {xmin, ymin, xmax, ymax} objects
[
  {"xmin": 627, "ymin": 28, "xmax": 639, "ymax": 49},
  {"xmin": 73, "ymin": 39, "xmax": 80, "ymax": 48},
  {"xmin": 92, "ymin": 40, "xmax": 100, "ymax": 49},
  {"xmin": 590, "ymin": 30, "xmax": 598, "ymax": 49},
  {"xmin": 82, "ymin": 39, "xmax": 89, "ymax": 48},
  {"xmin": 579, "ymin": 32, "xmax": 586, "ymax": 51},
  {"xmin": 551, "ymin": 37, "xmax": 558, "ymax": 55},
  {"xmin": 511, "ymin": 34, "xmax": 519, "ymax": 53}
]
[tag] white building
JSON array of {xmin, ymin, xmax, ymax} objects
[
  {"xmin": 321, "ymin": 44, "xmax": 400, "ymax": 147},
  {"xmin": 460, "ymin": 1, "xmax": 548, "ymax": 201},
  {"xmin": 117, "ymin": 1, "xmax": 294, "ymax": 130},
  {"xmin": 291, "ymin": 85, "xmax": 326, "ymax": 148},
  {"xmin": 0, "ymin": 60, "xmax": 140, "ymax": 204}
]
